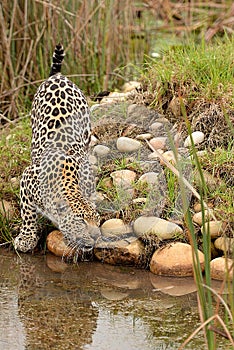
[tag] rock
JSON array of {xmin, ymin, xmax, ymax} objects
[
  {"xmin": 0, "ymin": 200, "xmax": 16, "ymax": 220},
  {"xmin": 132, "ymin": 197, "xmax": 147, "ymax": 204},
  {"xmin": 138, "ymin": 172, "xmax": 159, "ymax": 185},
  {"xmin": 160, "ymin": 150, "xmax": 181, "ymax": 165},
  {"xmin": 94, "ymin": 237, "xmax": 146, "ymax": 267},
  {"xmin": 110, "ymin": 169, "xmax": 136, "ymax": 189},
  {"xmin": 89, "ymin": 154, "xmax": 97, "ymax": 165},
  {"xmin": 174, "ymin": 132, "xmax": 183, "ymax": 147},
  {"xmin": 149, "ymin": 137, "xmax": 167, "ymax": 150},
  {"xmin": 210, "ymin": 257, "xmax": 233, "ymax": 281},
  {"xmin": 184, "ymin": 131, "xmax": 205, "ymax": 147},
  {"xmin": 99, "ymin": 177, "xmax": 113, "ymax": 189},
  {"xmin": 192, "ymin": 210, "xmax": 214, "ymax": 226},
  {"xmin": 116, "ymin": 136, "xmax": 142, "ymax": 153},
  {"xmin": 122, "ymin": 81, "xmax": 141, "ymax": 93},
  {"xmin": 101, "ymin": 218, "xmax": 132, "ymax": 238},
  {"xmin": 193, "ymin": 202, "xmax": 213, "ymax": 213},
  {"xmin": 150, "ymin": 275, "xmax": 197, "ymax": 296},
  {"xmin": 148, "ymin": 149, "xmax": 164, "ymax": 160},
  {"xmin": 92, "ymin": 144, "xmax": 110, "ymax": 157},
  {"xmin": 201, "ymin": 221, "xmax": 226, "ymax": 238},
  {"xmin": 149, "ymin": 122, "xmax": 163, "ymax": 132},
  {"xmin": 90, "ymin": 135, "xmax": 99, "ymax": 146},
  {"xmin": 101, "ymin": 91, "xmax": 130, "ymax": 104},
  {"xmin": 10, "ymin": 177, "xmax": 20, "ymax": 188},
  {"xmin": 214, "ymin": 237, "xmax": 234, "ymax": 254},
  {"xmin": 136, "ymin": 133, "xmax": 152, "ymax": 140},
  {"xmin": 46, "ymin": 230, "xmax": 75, "ymax": 258},
  {"xmin": 150, "ymin": 242, "xmax": 205, "ymax": 277},
  {"xmin": 133, "ymin": 216, "xmax": 183, "ymax": 240},
  {"xmin": 168, "ymin": 96, "xmax": 185, "ymax": 117},
  {"xmin": 46, "ymin": 254, "xmax": 68, "ymax": 273}
]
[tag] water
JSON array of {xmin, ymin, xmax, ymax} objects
[{"xmin": 0, "ymin": 248, "xmax": 228, "ymax": 350}]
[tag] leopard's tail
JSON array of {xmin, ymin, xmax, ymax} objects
[{"xmin": 49, "ymin": 43, "xmax": 65, "ymax": 77}]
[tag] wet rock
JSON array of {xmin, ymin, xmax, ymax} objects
[
  {"xmin": 116, "ymin": 136, "xmax": 142, "ymax": 153},
  {"xmin": 94, "ymin": 237, "xmax": 146, "ymax": 267},
  {"xmin": 210, "ymin": 257, "xmax": 233, "ymax": 281},
  {"xmin": 101, "ymin": 288, "xmax": 129, "ymax": 300},
  {"xmin": 0, "ymin": 200, "xmax": 16, "ymax": 220},
  {"xmin": 214, "ymin": 237, "xmax": 234, "ymax": 254},
  {"xmin": 46, "ymin": 230, "xmax": 75, "ymax": 258},
  {"xmin": 184, "ymin": 131, "xmax": 205, "ymax": 147},
  {"xmin": 192, "ymin": 209, "xmax": 214, "ymax": 226},
  {"xmin": 133, "ymin": 216, "xmax": 183, "ymax": 240},
  {"xmin": 149, "ymin": 137, "xmax": 167, "ymax": 150},
  {"xmin": 150, "ymin": 275, "xmax": 197, "ymax": 296},
  {"xmin": 101, "ymin": 218, "xmax": 132, "ymax": 238},
  {"xmin": 46, "ymin": 254, "xmax": 68, "ymax": 273},
  {"xmin": 201, "ymin": 221, "xmax": 226, "ymax": 238},
  {"xmin": 150, "ymin": 242, "xmax": 205, "ymax": 277},
  {"xmin": 93, "ymin": 144, "xmax": 110, "ymax": 157},
  {"xmin": 136, "ymin": 133, "xmax": 152, "ymax": 140}
]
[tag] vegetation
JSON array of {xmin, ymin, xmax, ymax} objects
[{"xmin": 0, "ymin": 1, "xmax": 233, "ymax": 349}]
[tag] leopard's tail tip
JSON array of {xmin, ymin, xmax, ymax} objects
[{"xmin": 49, "ymin": 43, "xmax": 65, "ymax": 77}]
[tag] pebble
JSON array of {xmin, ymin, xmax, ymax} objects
[
  {"xmin": 89, "ymin": 154, "xmax": 98, "ymax": 165},
  {"xmin": 193, "ymin": 202, "xmax": 213, "ymax": 213},
  {"xmin": 184, "ymin": 131, "xmax": 205, "ymax": 147},
  {"xmin": 132, "ymin": 197, "xmax": 147, "ymax": 204},
  {"xmin": 149, "ymin": 122, "xmax": 163, "ymax": 132},
  {"xmin": 136, "ymin": 133, "xmax": 152, "ymax": 140},
  {"xmin": 150, "ymin": 242, "xmax": 205, "ymax": 277},
  {"xmin": 133, "ymin": 216, "xmax": 183, "ymax": 240},
  {"xmin": 92, "ymin": 144, "xmax": 110, "ymax": 157},
  {"xmin": 0, "ymin": 200, "xmax": 16, "ymax": 220},
  {"xmin": 201, "ymin": 221, "xmax": 226, "ymax": 238},
  {"xmin": 116, "ymin": 136, "xmax": 142, "ymax": 153},
  {"xmin": 101, "ymin": 218, "xmax": 132, "ymax": 237},
  {"xmin": 160, "ymin": 150, "xmax": 181, "ymax": 166},
  {"xmin": 149, "ymin": 137, "xmax": 167, "ymax": 150},
  {"xmin": 110, "ymin": 169, "xmax": 136, "ymax": 189},
  {"xmin": 214, "ymin": 237, "xmax": 234, "ymax": 254},
  {"xmin": 138, "ymin": 172, "xmax": 159, "ymax": 185},
  {"xmin": 192, "ymin": 209, "xmax": 214, "ymax": 226},
  {"xmin": 210, "ymin": 257, "xmax": 233, "ymax": 280}
]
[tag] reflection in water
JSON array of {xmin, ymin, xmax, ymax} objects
[{"xmin": 0, "ymin": 249, "xmax": 228, "ymax": 350}]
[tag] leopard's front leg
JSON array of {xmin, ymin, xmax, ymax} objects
[{"xmin": 14, "ymin": 166, "xmax": 40, "ymax": 252}]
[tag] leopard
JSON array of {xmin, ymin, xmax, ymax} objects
[{"xmin": 14, "ymin": 44, "xmax": 100, "ymax": 253}]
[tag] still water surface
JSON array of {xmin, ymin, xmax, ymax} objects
[{"xmin": 0, "ymin": 248, "xmax": 227, "ymax": 350}]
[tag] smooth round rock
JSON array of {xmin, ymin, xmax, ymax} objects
[
  {"xmin": 214, "ymin": 237, "xmax": 234, "ymax": 254},
  {"xmin": 110, "ymin": 169, "xmax": 136, "ymax": 189},
  {"xmin": 136, "ymin": 133, "xmax": 152, "ymax": 140},
  {"xmin": 133, "ymin": 216, "xmax": 183, "ymax": 240},
  {"xmin": 160, "ymin": 150, "xmax": 181, "ymax": 165},
  {"xmin": 201, "ymin": 221, "xmax": 226, "ymax": 238},
  {"xmin": 149, "ymin": 137, "xmax": 167, "ymax": 150},
  {"xmin": 149, "ymin": 122, "xmax": 163, "ymax": 132},
  {"xmin": 184, "ymin": 131, "xmax": 205, "ymax": 147},
  {"xmin": 138, "ymin": 172, "xmax": 159, "ymax": 185},
  {"xmin": 93, "ymin": 144, "xmax": 110, "ymax": 157},
  {"xmin": 47, "ymin": 230, "xmax": 75, "ymax": 258},
  {"xmin": 192, "ymin": 210, "xmax": 214, "ymax": 226},
  {"xmin": 116, "ymin": 137, "xmax": 141, "ymax": 153},
  {"xmin": 150, "ymin": 242, "xmax": 205, "ymax": 277},
  {"xmin": 210, "ymin": 257, "xmax": 233, "ymax": 280},
  {"xmin": 101, "ymin": 219, "xmax": 132, "ymax": 237}
]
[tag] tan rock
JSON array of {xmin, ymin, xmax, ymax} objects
[
  {"xmin": 133, "ymin": 216, "xmax": 183, "ymax": 240},
  {"xmin": 110, "ymin": 169, "xmax": 136, "ymax": 188},
  {"xmin": 193, "ymin": 202, "xmax": 213, "ymax": 213},
  {"xmin": 184, "ymin": 131, "xmax": 205, "ymax": 147},
  {"xmin": 122, "ymin": 81, "xmax": 141, "ymax": 93},
  {"xmin": 92, "ymin": 144, "xmax": 110, "ymax": 157},
  {"xmin": 214, "ymin": 237, "xmax": 234, "ymax": 254},
  {"xmin": 192, "ymin": 209, "xmax": 214, "ymax": 226},
  {"xmin": 210, "ymin": 257, "xmax": 233, "ymax": 281},
  {"xmin": 136, "ymin": 133, "xmax": 152, "ymax": 140},
  {"xmin": 138, "ymin": 172, "xmax": 159, "ymax": 185},
  {"xmin": 201, "ymin": 221, "xmax": 226, "ymax": 238},
  {"xmin": 116, "ymin": 137, "xmax": 142, "ymax": 153},
  {"xmin": 101, "ymin": 218, "xmax": 132, "ymax": 237},
  {"xmin": 46, "ymin": 230, "xmax": 75, "ymax": 258},
  {"xmin": 149, "ymin": 137, "xmax": 167, "ymax": 150},
  {"xmin": 150, "ymin": 242, "xmax": 205, "ymax": 277}
]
